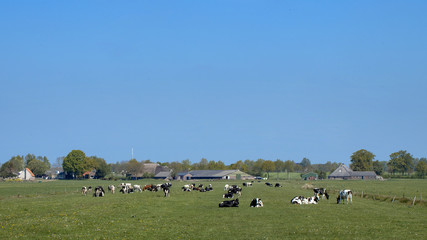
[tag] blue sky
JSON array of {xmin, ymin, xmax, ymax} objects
[{"xmin": 1, "ymin": 1, "xmax": 426, "ymax": 166}]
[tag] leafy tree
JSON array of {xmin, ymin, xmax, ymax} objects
[
  {"xmin": 300, "ymin": 158, "xmax": 311, "ymax": 172},
  {"xmin": 274, "ymin": 159, "xmax": 285, "ymax": 172},
  {"xmin": 126, "ymin": 159, "xmax": 144, "ymax": 178},
  {"xmin": 261, "ymin": 160, "xmax": 275, "ymax": 179},
  {"xmin": 387, "ymin": 150, "xmax": 414, "ymax": 175},
  {"xmin": 283, "ymin": 160, "xmax": 295, "ymax": 172},
  {"xmin": 27, "ymin": 159, "xmax": 49, "ymax": 177},
  {"xmin": 87, "ymin": 156, "xmax": 110, "ymax": 178},
  {"xmin": 207, "ymin": 160, "xmax": 216, "ymax": 170},
  {"xmin": 216, "ymin": 160, "xmax": 226, "ymax": 170},
  {"xmin": 350, "ymin": 149, "xmax": 375, "ymax": 171},
  {"xmin": 63, "ymin": 150, "xmax": 87, "ymax": 179},
  {"xmin": 415, "ymin": 158, "xmax": 427, "ymax": 178},
  {"xmin": 25, "ymin": 154, "xmax": 37, "ymax": 166},
  {"xmin": 230, "ymin": 160, "xmax": 248, "ymax": 172},
  {"xmin": 372, "ymin": 160, "xmax": 386, "ymax": 176},
  {"xmin": 0, "ymin": 155, "xmax": 25, "ymax": 178}
]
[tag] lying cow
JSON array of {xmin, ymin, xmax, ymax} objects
[
  {"xmin": 275, "ymin": 183, "xmax": 282, "ymax": 187},
  {"xmin": 250, "ymin": 198, "xmax": 264, "ymax": 207},
  {"xmin": 219, "ymin": 198, "xmax": 239, "ymax": 207},
  {"xmin": 265, "ymin": 182, "xmax": 273, "ymax": 187},
  {"xmin": 337, "ymin": 189, "xmax": 352, "ymax": 204},
  {"xmin": 313, "ymin": 188, "xmax": 329, "ymax": 200},
  {"xmin": 291, "ymin": 195, "xmax": 318, "ymax": 205},
  {"xmin": 81, "ymin": 186, "xmax": 88, "ymax": 196},
  {"xmin": 93, "ymin": 186, "xmax": 105, "ymax": 197},
  {"xmin": 133, "ymin": 185, "xmax": 142, "ymax": 192},
  {"xmin": 223, "ymin": 192, "xmax": 233, "ymax": 198}
]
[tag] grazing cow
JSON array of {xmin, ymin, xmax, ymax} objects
[
  {"xmin": 182, "ymin": 186, "xmax": 192, "ymax": 192},
  {"xmin": 250, "ymin": 198, "xmax": 264, "ymax": 208},
  {"xmin": 337, "ymin": 190, "xmax": 352, "ymax": 204},
  {"xmin": 81, "ymin": 186, "xmax": 87, "ymax": 196},
  {"xmin": 108, "ymin": 185, "xmax": 115, "ymax": 194},
  {"xmin": 228, "ymin": 186, "xmax": 242, "ymax": 197},
  {"xmin": 219, "ymin": 198, "xmax": 239, "ymax": 207},
  {"xmin": 93, "ymin": 186, "xmax": 105, "ymax": 197},
  {"xmin": 223, "ymin": 192, "xmax": 233, "ymax": 198},
  {"xmin": 120, "ymin": 185, "xmax": 134, "ymax": 194},
  {"xmin": 313, "ymin": 188, "xmax": 329, "ymax": 200},
  {"xmin": 224, "ymin": 184, "xmax": 229, "ymax": 191},
  {"xmin": 275, "ymin": 183, "xmax": 282, "ymax": 187},
  {"xmin": 243, "ymin": 182, "xmax": 252, "ymax": 187},
  {"xmin": 133, "ymin": 185, "xmax": 142, "ymax": 192},
  {"xmin": 265, "ymin": 182, "xmax": 273, "ymax": 187}
]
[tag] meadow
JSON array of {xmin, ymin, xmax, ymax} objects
[{"xmin": 0, "ymin": 179, "xmax": 426, "ymax": 240}]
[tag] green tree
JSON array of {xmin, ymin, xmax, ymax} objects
[
  {"xmin": 63, "ymin": 150, "xmax": 87, "ymax": 179},
  {"xmin": 261, "ymin": 160, "xmax": 275, "ymax": 179},
  {"xmin": 27, "ymin": 159, "xmax": 49, "ymax": 177},
  {"xmin": 283, "ymin": 160, "xmax": 295, "ymax": 172},
  {"xmin": 87, "ymin": 156, "xmax": 110, "ymax": 178},
  {"xmin": 126, "ymin": 159, "xmax": 144, "ymax": 178},
  {"xmin": 350, "ymin": 149, "xmax": 375, "ymax": 171},
  {"xmin": 0, "ymin": 155, "xmax": 25, "ymax": 178},
  {"xmin": 274, "ymin": 159, "xmax": 285, "ymax": 172},
  {"xmin": 300, "ymin": 158, "xmax": 311, "ymax": 172},
  {"xmin": 207, "ymin": 160, "xmax": 216, "ymax": 170},
  {"xmin": 372, "ymin": 160, "xmax": 386, "ymax": 176},
  {"xmin": 216, "ymin": 160, "xmax": 226, "ymax": 170},
  {"xmin": 387, "ymin": 150, "xmax": 414, "ymax": 175},
  {"xmin": 415, "ymin": 158, "xmax": 427, "ymax": 178}
]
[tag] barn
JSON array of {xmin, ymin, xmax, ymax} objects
[
  {"xmin": 176, "ymin": 170, "xmax": 254, "ymax": 180},
  {"xmin": 328, "ymin": 164, "xmax": 377, "ymax": 180},
  {"xmin": 301, "ymin": 172, "xmax": 318, "ymax": 180}
]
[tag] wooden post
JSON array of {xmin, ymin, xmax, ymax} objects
[
  {"xmin": 412, "ymin": 196, "xmax": 416, "ymax": 206},
  {"xmin": 392, "ymin": 196, "xmax": 396, "ymax": 203},
  {"xmin": 361, "ymin": 191, "xmax": 363, "ymax": 198}
]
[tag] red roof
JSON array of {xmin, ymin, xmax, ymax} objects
[{"xmin": 26, "ymin": 168, "xmax": 35, "ymax": 177}]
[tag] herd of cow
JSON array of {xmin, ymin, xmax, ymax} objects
[{"xmin": 81, "ymin": 182, "xmax": 353, "ymax": 207}]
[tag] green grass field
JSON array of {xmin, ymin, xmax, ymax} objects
[{"xmin": 1, "ymin": 179, "xmax": 426, "ymax": 239}]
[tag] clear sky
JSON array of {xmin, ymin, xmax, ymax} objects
[{"xmin": 1, "ymin": 1, "xmax": 426, "ymax": 166}]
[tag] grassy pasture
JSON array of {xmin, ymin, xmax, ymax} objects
[{"xmin": 1, "ymin": 179, "xmax": 426, "ymax": 239}]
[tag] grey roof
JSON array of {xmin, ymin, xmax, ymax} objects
[
  {"xmin": 329, "ymin": 164, "xmax": 353, "ymax": 177},
  {"xmin": 154, "ymin": 171, "xmax": 172, "ymax": 178},
  {"xmin": 329, "ymin": 164, "xmax": 377, "ymax": 178}
]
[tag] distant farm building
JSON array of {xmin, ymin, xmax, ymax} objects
[
  {"xmin": 301, "ymin": 172, "xmax": 318, "ymax": 180},
  {"xmin": 328, "ymin": 164, "xmax": 377, "ymax": 180},
  {"xmin": 17, "ymin": 168, "xmax": 35, "ymax": 180},
  {"xmin": 83, "ymin": 169, "xmax": 96, "ymax": 179},
  {"xmin": 176, "ymin": 170, "xmax": 254, "ymax": 180}
]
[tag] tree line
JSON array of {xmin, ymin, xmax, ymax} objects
[
  {"xmin": 350, "ymin": 149, "xmax": 427, "ymax": 178},
  {"xmin": 2, "ymin": 148, "xmax": 426, "ymax": 179}
]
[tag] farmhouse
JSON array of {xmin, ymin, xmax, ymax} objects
[
  {"xmin": 17, "ymin": 168, "xmax": 35, "ymax": 180},
  {"xmin": 328, "ymin": 164, "xmax": 377, "ymax": 180},
  {"xmin": 176, "ymin": 170, "xmax": 254, "ymax": 180}
]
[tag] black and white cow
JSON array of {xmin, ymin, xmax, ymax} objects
[
  {"xmin": 219, "ymin": 198, "xmax": 239, "ymax": 207},
  {"xmin": 275, "ymin": 183, "xmax": 282, "ymax": 187},
  {"xmin": 290, "ymin": 195, "xmax": 319, "ymax": 205},
  {"xmin": 313, "ymin": 188, "xmax": 329, "ymax": 200},
  {"xmin": 93, "ymin": 186, "xmax": 105, "ymax": 197},
  {"xmin": 337, "ymin": 189, "xmax": 352, "ymax": 204},
  {"xmin": 81, "ymin": 186, "xmax": 88, "ymax": 196},
  {"xmin": 265, "ymin": 182, "xmax": 273, "ymax": 187},
  {"xmin": 161, "ymin": 184, "xmax": 170, "ymax": 197},
  {"xmin": 228, "ymin": 186, "xmax": 242, "ymax": 197},
  {"xmin": 133, "ymin": 185, "xmax": 142, "ymax": 192},
  {"xmin": 250, "ymin": 198, "xmax": 264, "ymax": 207},
  {"xmin": 223, "ymin": 192, "xmax": 233, "ymax": 198}
]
